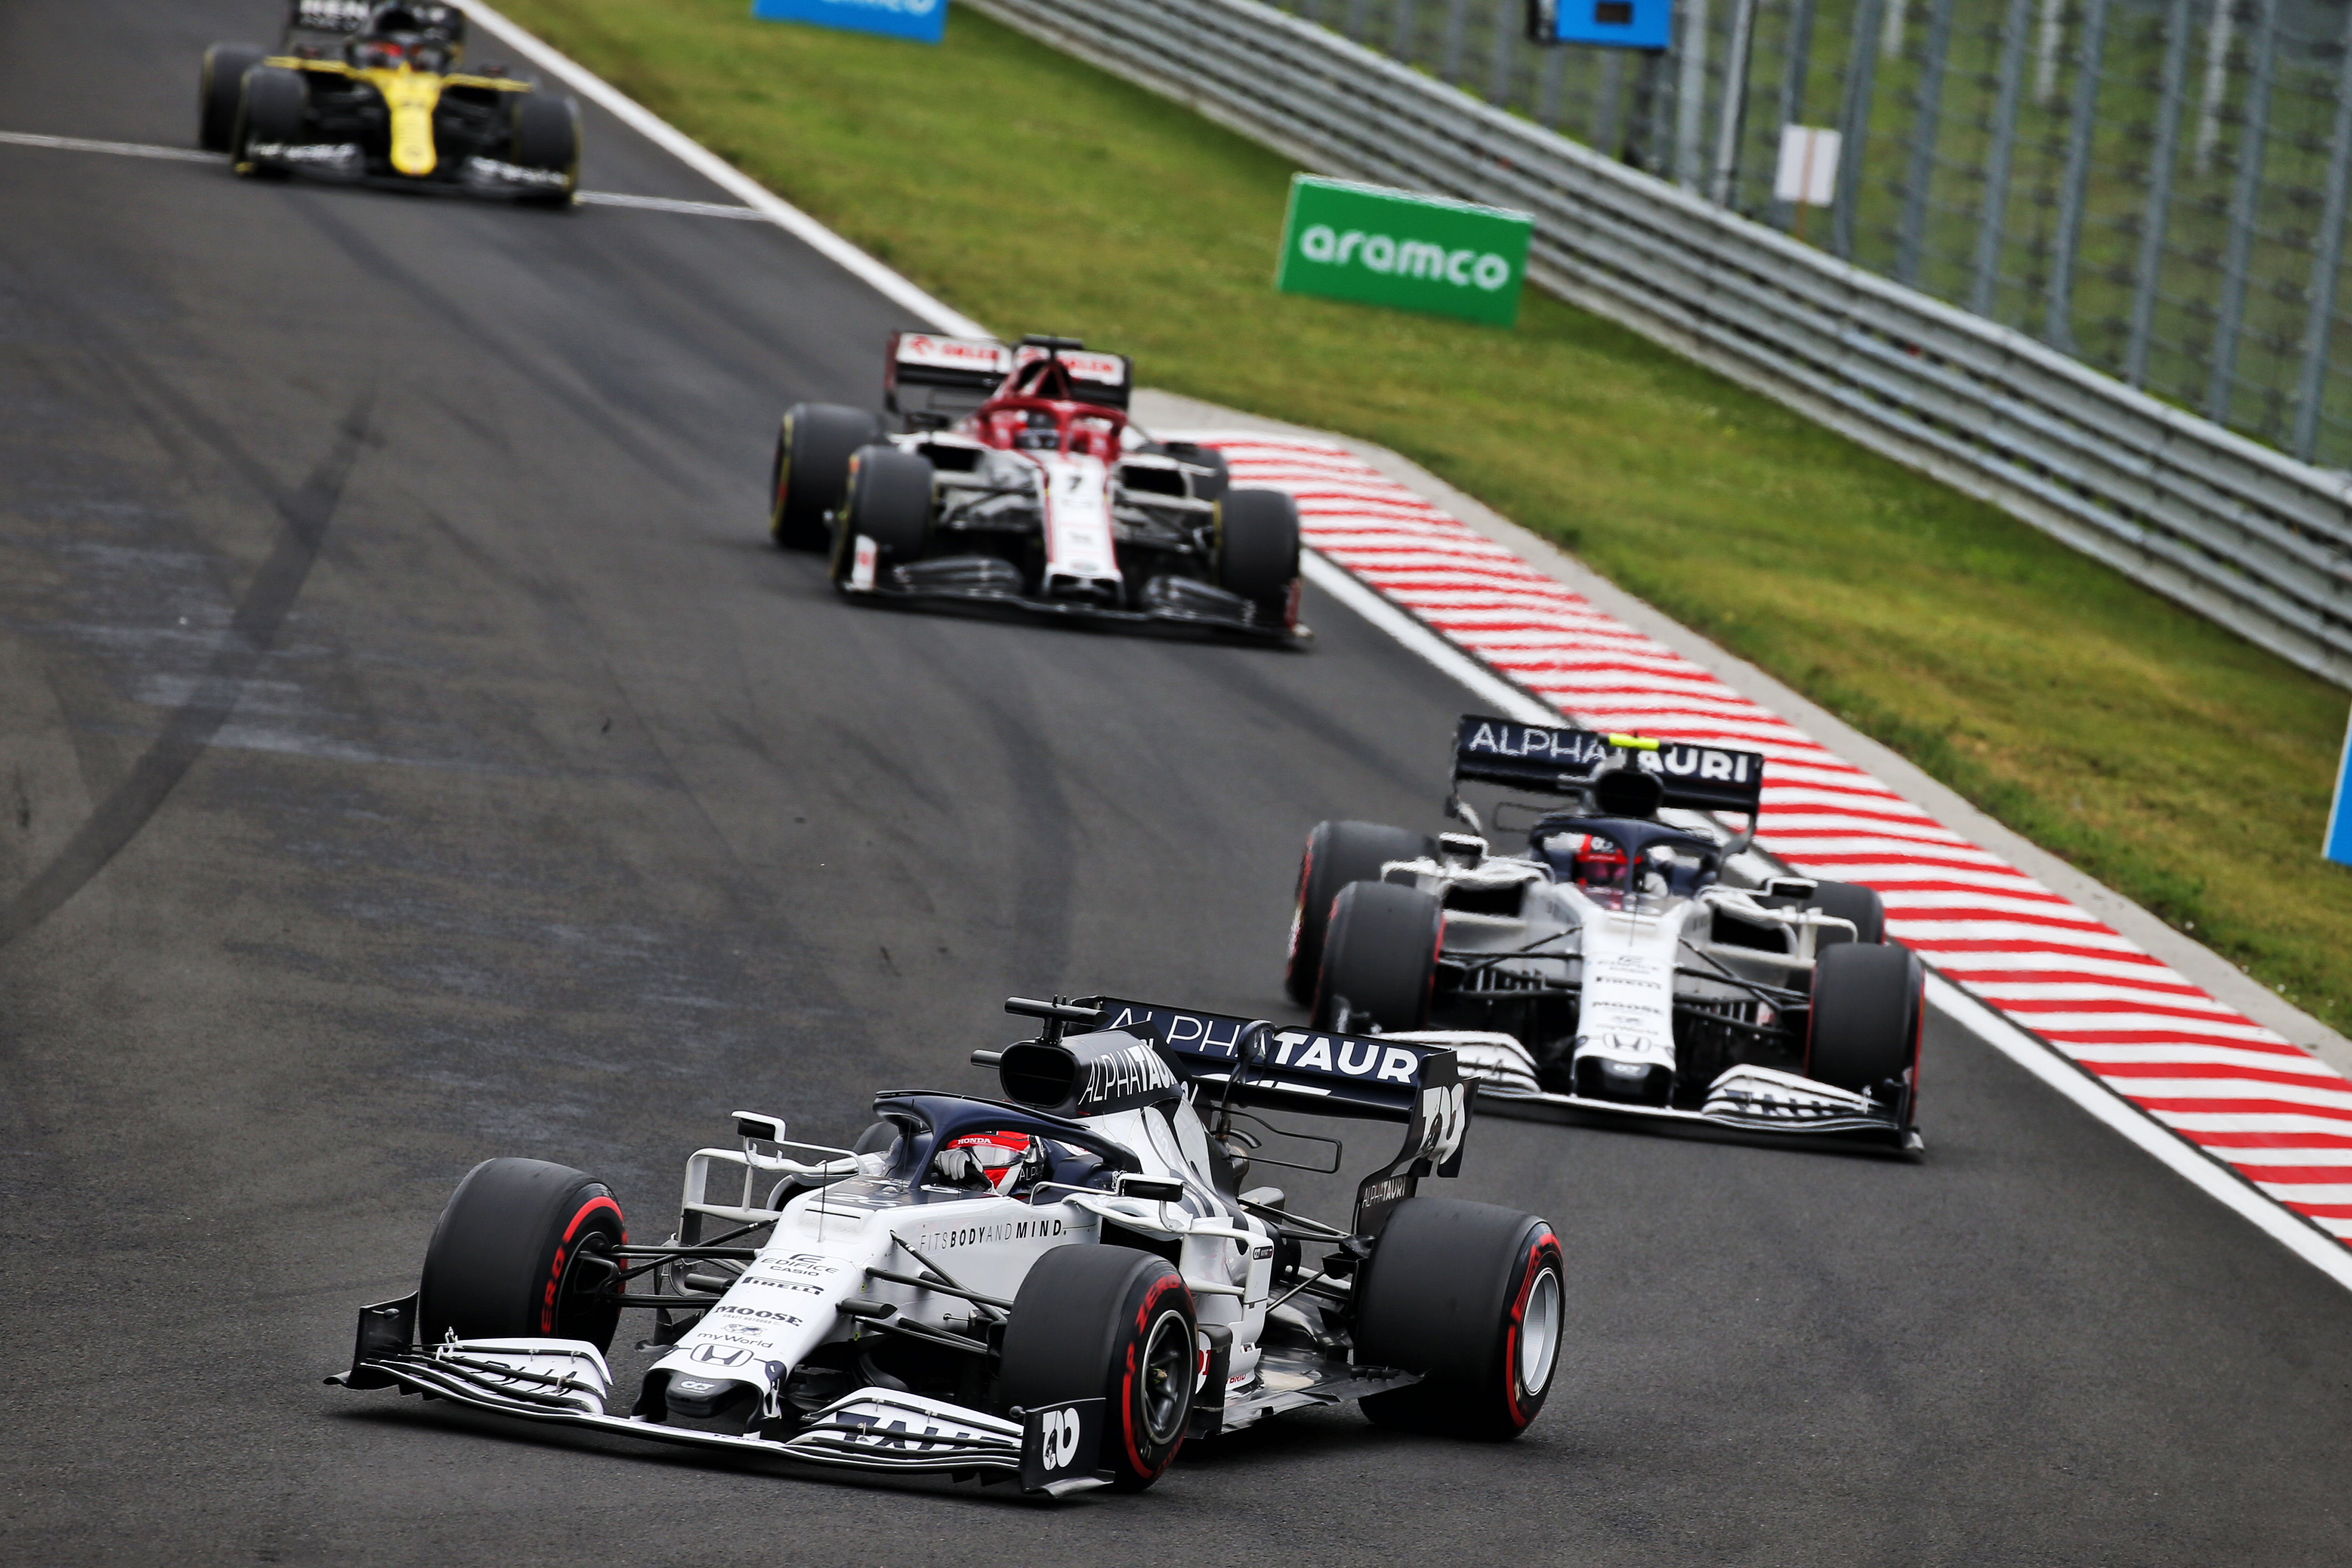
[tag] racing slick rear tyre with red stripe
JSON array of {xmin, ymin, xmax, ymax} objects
[
  {"xmin": 1807, "ymin": 880, "xmax": 1887, "ymax": 947},
  {"xmin": 1000, "ymin": 1245, "xmax": 1196, "ymax": 1492},
  {"xmin": 231, "ymin": 66, "xmax": 308, "ymax": 174},
  {"xmin": 1214, "ymin": 488, "xmax": 1301, "ymax": 629},
  {"xmin": 1286, "ymin": 820, "xmax": 1437, "ymax": 1004},
  {"xmin": 508, "ymin": 93, "xmax": 582, "ymax": 205},
  {"xmin": 1355, "ymin": 1198, "xmax": 1565, "ymax": 1441},
  {"xmin": 1807, "ymin": 941, "xmax": 1924, "ymax": 1106},
  {"xmin": 416, "ymin": 1157, "xmax": 626, "ymax": 1354},
  {"xmin": 770, "ymin": 403, "xmax": 887, "ymax": 550},
  {"xmin": 828, "ymin": 443, "xmax": 934, "ymax": 585},
  {"xmin": 200, "ymin": 44, "xmax": 265, "ymax": 153},
  {"xmin": 1313, "ymin": 879, "xmax": 1443, "ymax": 1033}
]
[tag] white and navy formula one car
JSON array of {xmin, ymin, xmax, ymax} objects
[
  {"xmin": 1287, "ymin": 716, "xmax": 1925, "ymax": 1151},
  {"xmin": 764, "ymin": 333, "xmax": 1306, "ymax": 642},
  {"xmin": 330, "ymin": 996, "xmax": 1563, "ymax": 1497}
]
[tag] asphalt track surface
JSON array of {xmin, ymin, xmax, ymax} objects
[{"xmin": 5, "ymin": 3, "xmax": 2352, "ymax": 1563}]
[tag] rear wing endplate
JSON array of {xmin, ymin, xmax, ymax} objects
[
  {"xmin": 287, "ymin": 1, "xmax": 467, "ymax": 41},
  {"xmin": 1452, "ymin": 713, "xmax": 1766, "ymax": 815}
]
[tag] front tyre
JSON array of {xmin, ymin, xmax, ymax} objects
[
  {"xmin": 200, "ymin": 43, "xmax": 265, "ymax": 152},
  {"xmin": 1807, "ymin": 941, "xmax": 1924, "ymax": 1108},
  {"xmin": 1286, "ymin": 819, "xmax": 1436, "ymax": 1004},
  {"xmin": 1215, "ymin": 488, "xmax": 1301, "ymax": 629},
  {"xmin": 1000, "ymin": 1246, "xmax": 1196, "ymax": 1492},
  {"xmin": 508, "ymin": 93, "xmax": 582, "ymax": 205},
  {"xmin": 1807, "ymin": 880, "xmax": 1887, "ymax": 946},
  {"xmin": 771, "ymin": 403, "xmax": 885, "ymax": 549},
  {"xmin": 1355, "ymin": 1197, "xmax": 1565, "ymax": 1440},
  {"xmin": 416, "ymin": 1157, "xmax": 626, "ymax": 1353},
  {"xmin": 828, "ymin": 443, "xmax": 934, "ymax": 585},
  {"xmin": 1314, "ymin": 878, "xmax": 1442, "ymax": 1033},
  {"xmin": 232, "ymin": 65, "xmax": 308, "ymax": 174}
]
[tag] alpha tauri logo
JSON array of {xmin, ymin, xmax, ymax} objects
[
  {"xmin": 1464, "ymin": 720, "xmax": 1759, "ymax": 785},
  {"xmin": 1294, "ymin": 226, "xmax": 1515, "ymax": 291}
]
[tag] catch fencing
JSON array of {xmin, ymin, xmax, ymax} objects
[{"xmin": 970, "ymin": 0, "xmax": 2352, "ymax": 687}]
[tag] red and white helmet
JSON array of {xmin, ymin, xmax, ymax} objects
[{"xmin": 935, "ymin": 1131, "xmax": 1042, "ymax": 1195}]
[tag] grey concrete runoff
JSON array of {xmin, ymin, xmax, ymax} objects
[
  {"xmin": 9, "ymin": 4, "xmax": 2352, "ymax": 1564},
  {"xmin": 1136, "ymin": 387, "xmax": 2352, "ymax": 1077}
]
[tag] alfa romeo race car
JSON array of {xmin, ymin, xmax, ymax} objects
[
  {"xmin": 199, "ymin": 2, "xmax": 581, "ymax": 202},
  {"xmin": 1287, "ymin": 715, "xmax": 1925, "ymax": 1150},
  {"xmin": 767, "ymin": 333, "xmax": 1307, "ymax": 642},
  {"xmin": 331, "ymin": 995, "xmax": 1563, "ymax": 1496}
]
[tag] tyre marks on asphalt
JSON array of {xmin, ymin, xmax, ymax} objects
[{"xmin": 0, "ymin": 387, "xmax": 374, "ymax": 950}]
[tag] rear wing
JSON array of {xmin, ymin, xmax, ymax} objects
[
  {"xmin": 1452, "ymin": 713, "xmax": 1766, "ymax": 815},
  {"xmin": 285, "ymin": 1, "xmax": 468, "ymax": 43},
  {"xmin": 1079, "ymin": 996, "xmax": 1470, "ymax": 1237},
  {"xmin": 885, "ymin": 331, "xmax": 1009, "ymax": 414},
  {"xmin": 884, "ymin": 332, "xmax": 1133, "ymax": 415}
]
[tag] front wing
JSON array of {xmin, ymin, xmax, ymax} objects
[
  {"xmin": 1410, "ymin": 1032, "xmax": 1923, "ymax": 1150},
  {"xmin": 838, "ymin": 546, "xmax": 1308, "ymax": 645},
  {"xmin": 328, "ymin": 1299, "xmax": 1111, "ymax": 1496}
]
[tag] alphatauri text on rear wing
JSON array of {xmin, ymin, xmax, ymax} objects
[{"xmin": 1451, "ymin": 714, "xmax": 1766, "ymax": 815}]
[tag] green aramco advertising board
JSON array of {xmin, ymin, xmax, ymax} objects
[{"xmin": 1274, "ymin": 176, "xmax": 1534, "ymax": 328}]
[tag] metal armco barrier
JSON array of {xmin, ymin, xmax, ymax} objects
[{"xmin": 968, "ymin": 0, "xmax": 2352, "ymax": 688}]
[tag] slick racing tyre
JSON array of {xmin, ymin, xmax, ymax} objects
[
  {"xmin": 507, "ymin": 93, "xmax": 582, "ymax": 204},
  {"xmin": 1355, "ymin": 1198, "xmax": 1565, "ymax": 1440},
  {"xmin": 1161, "ymin": 440, "xmax": 1230, "ymax": 504},
  {"xmin": 416, "ymin": 1157, "xmax": 626, "ymax": 1353},
  {"xmin": 1806, "ymin": 940, "xmax": 1924, "ymax": 1104},
  {"xmin": 828, "ymin": 443, "xmax": 934, "ymax": 586},
  {"xmin": 1314, "ymin": 879, "xmax": 1442, "ymax": 1033},
  {"xmin": 1000, "ymin": 1246, "xmax": 1196, "ymax": 1492},
  {"xmin": 1214, "ymin": 488, "xmax": 1301, "ymax": 629},
  {"xmin": 1807, "ymin": 880, "xmax": 1887, "ymax": 947},
  {"xmin": 1286, "ymin": 820, "xmax": 1436, "ymax": 1004},
  {"xmin": 231, "ymin": 65, "xmax": 307, "ymax": 173},
  {"xmin": 771, "ymin": 403, "xmax": 886, "ymax": 550},
  {"xmin": 200, "ymin": 43, "xmax": 266, "ymax": 153}
]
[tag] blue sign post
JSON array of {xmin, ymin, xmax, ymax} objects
[
  {"xmin": 1526, "ymin": 0, "xmax": 1674, "ymax": 51},
  {"xmin": 751, "ymin": 0, "xmax": 947, "ymax": 45},
  {"xmin": 2330, "ymin": 708, "xmax": 2352, "ymax": 867}
]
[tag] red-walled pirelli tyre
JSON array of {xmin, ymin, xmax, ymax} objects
[
  {"xmin": 770, "ymin": 403, "xmax": 886, "ymax": 549},
  {"xmin": 1313, "ymin": 878, "xmax": 1443, "ymax": 1033},
  {"xmin": 1000, "ymin": 1245, "xmax": 1197, "ymax": 1492},
  {"xmin": 1285, "ymin": 820, "xmax": 1436, "ymax": 1004},
  {"xmin": 1354, "ymin": 1197, "xmax": 1565, "ymax": 1440},
  {"xmin": 1807, "ymin": 941, "xmax": 1924, "ymax": 1107},
  {"xmin": 416, "ymin": 1158, "xmax": 625, "ymax": 1353}
]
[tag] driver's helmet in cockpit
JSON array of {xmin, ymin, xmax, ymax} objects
[
  {"xmin": 350, "ymin": 5, "xmax": 454, "ymax": 71},
  {"xmin": 1545, "ymin": 830, "xmax": 1629, "ymax": 889},
  {"xmin": 933, "ymin": 1130, "xmax": 1047, "ymax": 1196}
]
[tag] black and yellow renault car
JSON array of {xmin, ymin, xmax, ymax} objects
[{"xmin": 199, "ymin": 2, "xmax": 580, "ymax": 204}]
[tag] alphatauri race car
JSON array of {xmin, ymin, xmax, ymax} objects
[
  {"xmin": 331, "ymin": 995, "xmax": 1563, "ymax": 1496},
  {"xmin": 1287, "ymin": 716, "xmax": 1925, "ymax": 1151},
  {"xmin": 199, "ymin": 3, "xmax": 580, "ymax": 202},
  {"xmin": 767, "ymin": 333, "xmax": 1307, "ymax": 642}
]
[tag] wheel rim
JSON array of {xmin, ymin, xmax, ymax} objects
[
  {"xmin": 1137, "ymin": 1308, "xmax": 1191, "ymax": 1446},
  {"xmin": 1516, "ymin": 1266, "xmax": 1562, "ymax": 1396}
]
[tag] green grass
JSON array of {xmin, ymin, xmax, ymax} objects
[{"xmin": 497, "ymin": 0, "xmax": 2352, "ymax": 1027}]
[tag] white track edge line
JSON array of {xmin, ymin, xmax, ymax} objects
[
  {"xmin": 461, "ymin": 1, "xmax": 989, "ymax": 339},
  {"xmin": 0, "ymin": 130, "xmax": 225, "ymax": 162},
  {"xmin": 1926, "ymin": 974, "xmax": 2352, "ymax": 1290}
]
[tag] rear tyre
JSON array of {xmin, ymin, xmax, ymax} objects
[
  {"xmin": 1215, "ymin": 488, "xmax": 1301, "ymax": 628},
  {"xmin": 1806, "ymin": 941, "xmax": 1923, "ymax": 1105},
  {"xmin": 1355, "ymin": 1198, "xmax": 1565, "ymax": 1440},
  {"xmin": 1163, "ymin": 441, "xmax": 1230, "ymax": 504},
  {"xmin": 1285, "ymin": 820, "xmax": 1436, "ymax": 1004},
  {"xmin": 231, "ymin": 65, "xmax": 307, "ymax": 173},
  {"xmin": 828, "ymin": 443, "xmax": 934, "ymax": 585},
  {"xmin": 1000, "ymin": 1246, "xmax": 1196, "ymax": 1492},
  {"xmin": 1807, "ymin": 880, "xmax": 1886, "ymax": 947},
  {"xmin": 770, "ymin": 403, "xmax": 886, "ymax": 550},
  {"xmin": 1314, "ymin": 879, "xmax": 1443, "ymax": 1033},
  {"xmin": 200, "ymin": 44, "xmax": 265, "ymax": 152},
  {"xmin": 416, "ymin": 1157, "xmax": 626, "ymax": 1353},
  {"xmin": 507, "ymin": 93, "xmax": 581, "ymax": 204}
]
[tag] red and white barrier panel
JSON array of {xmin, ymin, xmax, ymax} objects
[{"xmin": 1205, "ymin": 433, "xmax": 2352, "ymax": 1240}]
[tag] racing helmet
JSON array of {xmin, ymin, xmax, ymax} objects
[
  {"xmin": 933, "ymin": 1130, "xmax": 1046, "ymax": 1196},
  {"xmin": 1550, "ymin": 830, "xmax": 1628, "ymax": 889},
  {"xmin": 351, "ymin": 4, "xmax": 454, "ymax": 69}
]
